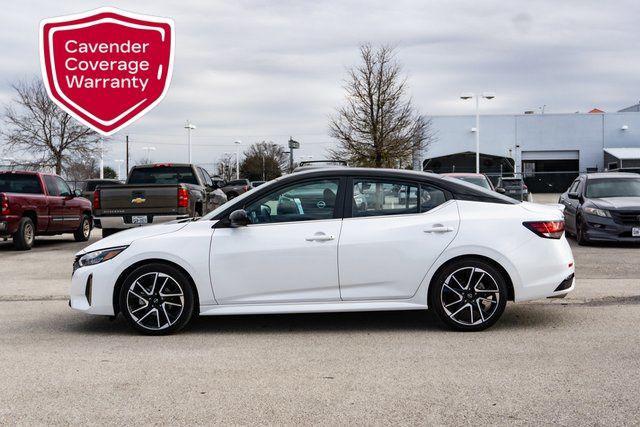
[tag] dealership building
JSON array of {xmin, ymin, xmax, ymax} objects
[{"xmin": 418, "ymin": 105, "xmax": 640, "ymax": 192}]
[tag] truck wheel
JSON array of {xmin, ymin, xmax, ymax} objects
[
  {"xmin": 13, "ymin": 217, "xmax": 35, "ymax": 250},
  {"xmin": 102, "ymin": 228, "xmax": 118, "ymax": 238},
  {"xmin": 74, "ymin": 215, "xmax": 91, "ymax": 242}
]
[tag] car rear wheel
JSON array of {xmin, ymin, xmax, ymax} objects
[
  {"xmin": 13, "ymin": 217, "xmax": 35, "ymax": 250},
  {"xmin": 430, "ymin": 259, "xmax": 507, "ymax": 331},
  {"xmin": 73, "ymin": 215, "xmax": 91, "ymax": 242},
  {"xmin": 119, "ymin": 263, "xmax": 195, "ymax": 335}
]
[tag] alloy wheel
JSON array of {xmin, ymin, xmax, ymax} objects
[
  {"xmin": 440, "ymin": 266, "xmax": 500, "ymax": 326},
  {"xmin": 82, "ymin": 219, "xmax": 91, "ymax": 238},
  {"xmin": 24, "ymin": 222, "xmax": 34, "ymax": 246},
  {"xmin": 126, "ymin": 272, "xmax": 185, "ymax": 331}
]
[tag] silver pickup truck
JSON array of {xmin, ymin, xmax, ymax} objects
[{"xmin": 93, "ymin": 164, "xmax": 227, "ymax": 237}]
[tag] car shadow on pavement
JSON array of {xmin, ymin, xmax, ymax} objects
[
  {"xmin": 0, "ymin": 237, "xmax": 79, "ymax": 252},
  {"xmin": 63, "ymin": 304, "xmax": 568, "ymax": 336}
]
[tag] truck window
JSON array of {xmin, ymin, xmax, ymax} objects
[
  {"xmin": 199, "ymin": 168, "xmax": 213, "ymax": 187},
  {"xmin": 128, "ymin": 166, "xmax": 198, "ymax": 185},
  {"xmin": 0, "ymin": 173, "xmax": 43, "ymax": 194},
  {"xmin": 43, "ymin": 175, "xmax": 60, "ymax": 196}
]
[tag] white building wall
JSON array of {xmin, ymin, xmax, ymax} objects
[{"xmin": 422, "ymin": 111, "xmax": 640, "ymax": 172}]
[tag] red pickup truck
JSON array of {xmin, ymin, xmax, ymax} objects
[{"xmin": 0, "ymin": 171, "xmax": 93, "ymax": 250}]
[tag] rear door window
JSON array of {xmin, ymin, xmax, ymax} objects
[
  {"xmin": 43, "ymin": 176, "xmax": 61, "ymax": 196},
  {"xmin": 352, "ymin": 179, "xmax": 419, "ymax": 217},
  {"xmin": 0, "ymin": 174, "xmax": 43, "ymax": 194}
]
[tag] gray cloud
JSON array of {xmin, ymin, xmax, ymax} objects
[{"xmin": 1, "ymin": 0, "xmax": 640, "ymax": 170}]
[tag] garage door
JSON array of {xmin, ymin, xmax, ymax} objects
[{"xmin": 521, "ymin": 150, "xmax": 579, "ymax": 160}]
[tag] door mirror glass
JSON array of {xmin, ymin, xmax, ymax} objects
[
  {"xmin": 229, "ymin": 209, "xmax": 251, "ymax": 227},
  {"xmin": 74, "ymin": 189, "xmax": 83, "ymax": 197},
  {"xmin": 567, "ymin": 192, "xmax": 579, "ymax": 200}
]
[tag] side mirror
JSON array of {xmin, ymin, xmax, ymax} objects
[
  {"xmin": 496, "ymin": 187, "xmax": 506, "ymax": 194},
  {"xmin": 74, "ymin": 189, "xmax": 83, "ymax": 197},
  {"xmin": 229, "ymin": 209, "xmax": 250, "ymax": 228},
  {"xmin": 567, "ymin": 192, "xmax": 580, "ymax": 200}
]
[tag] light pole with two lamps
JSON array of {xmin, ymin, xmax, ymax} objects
[
  {"xmin": 460, "ymin": 92, "xmax": 495, "ymax": 173},
  {"xmin": 185, "ymin": 121, "xmax": 196, "ymax": 163}
]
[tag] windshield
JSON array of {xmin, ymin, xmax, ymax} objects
[
  {"xmin": 586, "ymin": 178, "xmax": 640, "ymax": 198},
  {"xmin": 0, "ymin": 173, "xmax": 43, "ymax": 194},
  {"xmin": 454, "ymin": 176, "xmax": 492, "ymax": 190},
  {"xmin": 128, "ymin": 167, "xmax": 197, "ymax": 185}
]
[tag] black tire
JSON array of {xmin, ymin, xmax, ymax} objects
[
  {"xmin": 13, "ymin": 217, "xmax": 35, "ymax": 250},
  {"xmin": 576, "ymin": 215, "xmax": 590, "ymax": 246},
  {"xmin": 119, "ymin": 263, "xmax": 195, "ymax": 335},
  {"xmin": 73, "ymin": 215, "xmax": 91, "ymax": 242},
  {"xmin": 429, "ymin": 259, "xmax": 508, "ymax": 332},
  {"xmin": 102, "ymin": 228, "xmax": 117, "ymax": 238}
]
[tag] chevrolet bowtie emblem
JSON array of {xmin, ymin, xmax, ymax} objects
[{"xmin": 131, "ymin": 197, "xmax": 146, "ymax": 204}]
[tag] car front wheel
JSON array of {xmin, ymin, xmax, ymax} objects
[
  {"xmin": 430, "ymin": 259, "xmax": 508, "ymax": 331},
  {"xmin": 119, "ymin": 263, "xmax": 195, "ymax": 335}
]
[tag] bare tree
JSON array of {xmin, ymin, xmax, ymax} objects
[
  {"xmin": 2, "ymin": 78, "xmax": 101, "ymax": 174},
  {"xmin": 216, "ymin": 153, "xmax": 238, "ymax": 182},
  {"xmin": 240, "ymin": 141, "xmax": 288, "ymax": 181},
  {"xmin": 329, "ymin": 44, "xmax": 436, "ymax": 168}
]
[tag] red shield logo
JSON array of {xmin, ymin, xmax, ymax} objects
[{"xmin": 40, "ymin": 7, "xmax": 174, "ymax": 135}]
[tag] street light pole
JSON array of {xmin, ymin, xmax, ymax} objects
[
  {"xmin": 114, "ymin": 159, "xmax": 124, "ymax": 180},
  {"xmin": 234, "ymin": 140, "xmax": 241, "ymax": 179},
  {"xmin": 142, "ymin": 146, "xmax": 156, "ymax": 164},
  {"xmin": 461, "ymin": 92, "xmax": 495, "ymax": 173},
  {"xmin": 185, "ymin": 121, "xmax": 196, "ymax": 163},
  {"xmin": 99, "ymin": 139, "xmax": 104, "ymax": 179}
]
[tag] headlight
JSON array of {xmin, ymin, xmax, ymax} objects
[
  {"xmin": 78, "ymin": 246, "xmax": 128, "ymax": 267},
  {"xmin": 583, "ymin": 207, "xmax": 611, "ymax": 218}
]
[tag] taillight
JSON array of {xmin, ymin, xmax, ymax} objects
[
  {"xmin": 93, "ymin": 190, "xmax": 100, "ymax": 209},
  {"xmin": 0, "ymin": 194, "xmax": 9, "ymax": 215},
  {"xmin": 177, "ymin": 186, "xmax": 189, "ymax": 208},
  {"xmin": 523, "ymin": 221, "xmax": 565, "ymax": 239}
]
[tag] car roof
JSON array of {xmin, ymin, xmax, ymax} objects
[
  {"xmin": 442, "ymin": 173, "xmax": 486, "ymax": 177},
  {"xmin": 585, "ymin": 172, "xmax": 639, "ymax": 179}
]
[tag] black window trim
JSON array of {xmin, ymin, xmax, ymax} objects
[{"xmin": 213, "ymin": 176, "xmax": 347, "ymax": 228}]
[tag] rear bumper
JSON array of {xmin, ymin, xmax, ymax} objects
[
  {"xmin": 0, "ymin": 215, "xmax": 19, "ymax": 236},
  {"xmin": 94, "ymin": 214, "xmax": 190, "ymax": 230}
]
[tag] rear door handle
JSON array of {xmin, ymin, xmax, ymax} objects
[
  {"xmin": 305, "ymin": 233, "xmax": 335, "ymax": 242},
  {"xmin": 423, "ymin": 225, "xmax": 454, "ymax": 233}
]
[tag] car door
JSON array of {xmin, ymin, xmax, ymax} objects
[
  {"xmin": 54, "ymin": 176, "xmax": 82, "ymax": 231},
  {"xmin": 562, "ymin": 179, "xmax": 581, "ymax": 232},
  {"xmin": 338, "ymin": 178, "xmax": 459, "ymax": 300},
  {"xmin": 210, "ymin": 178, "xmax": 344, "ymax": 304},
  {"xmin": 42, "ymin": 175, "xmax": 65, "ymax": 232}
]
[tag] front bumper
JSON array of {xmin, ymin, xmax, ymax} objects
[
  {"xmin": 70, "ymin": 264, "xmax": 116, "ymax": 315},
  {"xmin": 94, "ymin": 214, "xmax": 190, "ymax": 230},
  {"xmin": 583, "ymin": 214, "xmax": 640, "ymax": 242}
]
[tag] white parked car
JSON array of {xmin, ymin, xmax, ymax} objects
[{"xmin": 70, "ymin": 168, "xmax": 575, "ymax": 335}]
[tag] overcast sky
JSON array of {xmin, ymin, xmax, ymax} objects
[{"xmin": 1, "ymin": 0, "xmax": 640, "ymax": 172}]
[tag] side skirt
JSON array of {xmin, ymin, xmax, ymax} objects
[{"xmin": 199, "ymin": 300, "xmax": 427, "ymax": 316}]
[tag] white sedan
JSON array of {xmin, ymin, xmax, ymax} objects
[{"xmin": 70, "ymin": 168, "xmax": 575, "ymax": 334}]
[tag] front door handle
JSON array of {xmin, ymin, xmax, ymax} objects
[
  {"xmin": 305, "ymin": 233, "xmax": 335, "ymax": 242},
  {"xmin": 423, "ymin": 225, "xmax": 454, "ymax": 233}
]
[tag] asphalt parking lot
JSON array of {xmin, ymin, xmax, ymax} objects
[{"xmin": 1, "ymin": 230, "xmax": 639, "ymax": 424}]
